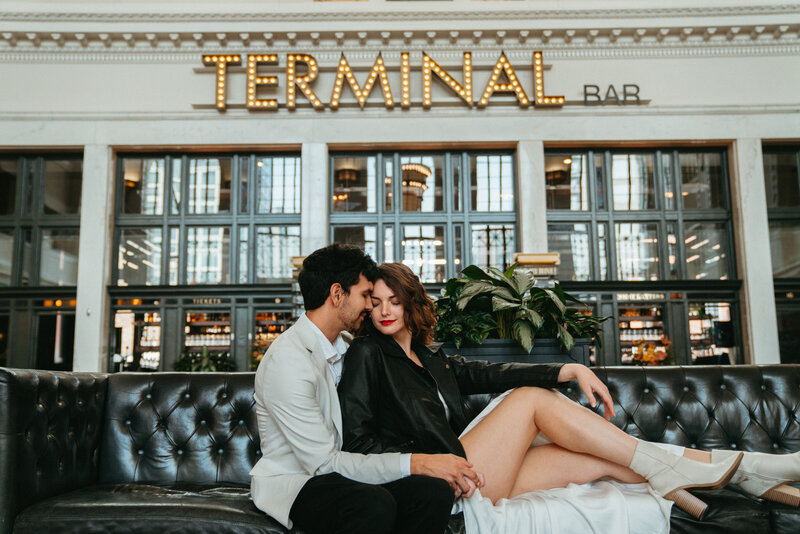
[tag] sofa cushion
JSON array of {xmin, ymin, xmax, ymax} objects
[{"xmin": 12, "ymin": 484, "xmax": 288, "ymax": 534}]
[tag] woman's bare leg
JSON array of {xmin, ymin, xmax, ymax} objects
[
  {"xmin": 460, "ymin": 387, "xmax": 710, "ymax": 502},
  {"xmin": 508, "ymin": 444, "xmax": 645, "ymax": 498}
]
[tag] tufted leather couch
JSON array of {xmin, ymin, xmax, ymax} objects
[{"xmin": 1, "ymin": 365, "xmax": 799, "ymax": 534}]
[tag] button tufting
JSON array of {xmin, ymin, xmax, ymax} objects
[
  {"xmin": 217, "ymin": 449, "xmax": 224, "ymax": 455},
  {"xmin": 566, "ymin": 388, "xmax": 572, "ymax": 393},
  {"xmin": 761, "ymin": 384, "xmax": 767, "ymax": 390},
  {"xmin": 177, "ymin": 449, "xmax": 183, "ymax": 455},
  {"xmin": 666, "ymin": 415, "xmax": 672, "ymax": 421},
  {"xmin": 184, "ymin": 393, "xmax": 191, "ymax": 399},
  {"xmin": 125, "ymin": 420, "xmax": 132, "ymax": 426},
  {"xmin": 683, "ymin": 387, "xmax": 689, "ymax": 392},
  {"xmin": 720, "ymin": 384, "xmax": 727, "ymax": 390},
  {"xmin": 200, "ymin": 420, "xmax": 207, "ymax": 426},
  {"xmin": 730, "ymin": 443, "xmax": 737, "ymax": 449},
  {"xmin": 238, "ymin": 420, "xmax": 245, "ymax": 426},
  {"xmin": 643, "ymin": 388, "xmax": 650, "ymax": 393},
  {"xmin": 145, "ymin": 393, "xmax": 152, "ymax": 399},
  {"xmin": 773, "ymin": 443, "xmax": 780, "ymax": 449},
  {"xmin": 691, "ymin": 443, "xmax": 697, "ymax": 448},
  {"xmin": 137, "ymin": 449, "xmax": 144, "ymax": 455},
  {"xmin": 220, "ymin": 392, "xmax": 228, "ymax": 399}
]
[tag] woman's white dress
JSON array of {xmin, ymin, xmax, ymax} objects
[{"xmin": 454, "ymin": 390, "xmax": 676, "ymax": 534}]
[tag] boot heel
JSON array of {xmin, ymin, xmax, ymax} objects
[
  {"xmin": 665, "ymin": 488, "xmax": 709, "ymax": 520},
  {"xmin": 762, "ymin": 484, "xmax": 800, "ymax": 507}
]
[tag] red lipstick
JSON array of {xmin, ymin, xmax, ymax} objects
[{"xmin": 380, "ymin": 320, "xmax": 395, "ymax": 326}]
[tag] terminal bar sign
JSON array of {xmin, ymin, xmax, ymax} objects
[{"xmin": 201, "ymin": 51, "xmax": 643, "ymax": 111}]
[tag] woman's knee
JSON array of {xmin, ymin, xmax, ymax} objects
[{"xmin": 512, "ymin": 386, "xmax": 559, "ymax": 406}]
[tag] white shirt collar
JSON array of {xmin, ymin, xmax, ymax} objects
[{"xmin": 304, "ymin": 312, "xmax": 348, "ymax": 364}]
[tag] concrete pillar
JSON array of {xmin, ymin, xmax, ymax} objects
[
  {"xmin": 517, "ymin": 140, "xmax": 548, "ymax": 253},
  {"xmin": 73, "ymin": 145, "xmax": 115, "ymax": 372},
  {"xmin": 301, "ymin": 143, "xmax": 329, "ymax": 255},
  {"xmin": 730, "ymin": 139, "xmax": 780, "ymax": 364}
]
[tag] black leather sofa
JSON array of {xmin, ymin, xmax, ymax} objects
[{"xmin": 1, "ymin": 365, "xmax": 799, "ymax": 534}]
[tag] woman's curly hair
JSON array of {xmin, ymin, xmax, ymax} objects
[{"xmin": 359, "ymin": 262, "xmax": 436, "ymax": 345}]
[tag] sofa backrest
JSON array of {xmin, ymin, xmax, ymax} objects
[
  {"xmin": 99, "ymin": 372, "xmax": 260, "ymax": 486},
  {"xmin": 0, "ymin": 368, "xmax": 108, "ymax": 534},
  {"xmin": 566, "ymin": 365, "xmax": 800, "ymax": 453}
]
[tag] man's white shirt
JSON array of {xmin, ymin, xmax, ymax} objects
[{"xmin": 305, "ymin": 314, "xmax": 411, "ymax": 477}]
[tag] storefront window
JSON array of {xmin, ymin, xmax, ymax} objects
[
  {"xmin": 333, "ymin": 226, "xmax": 378, "ymax": 260},
  {"xmin": 612, "ymin": 154, "xmax": 655, "ymax": 210},
  {"xmin": 0, "ymin": 230, "xmax": 12, "ymax": 285},
  {"xmin": 688, "ymin": 302, "xmax": 734, "ymax": 364},
  {"xmin": 256, "ymin": 156, "xmax": 301, "ymax": 214},
  {"xmin": 252, "ymin": 311, "xmax": 293, "ymax": 370},
  {"xmin": 184, "ymin": 311, "xmax": 231, "ymax": 354},
  {"xmin": 683, "ymin": 223, "xmax": 731, "ymax": 280},
  {"xmin": 769, "ymin": 221, "xmax": 800, "ymax": 278},
  {"xmin": 401, "ymin": 155, "xmax": 444, "ymax": 212},
  {"xmin": 113, "ymin": 309, "xmax": 161, "ymax": 372},
  {"xmin": 763, "ymin": 151, "xmax": 800, "ymax": 208},
  {"xmin": 255, "ymin": 225, "xmax": 300, "ymax": 281},
  {"xmin": 471, "ymin": 223, "xmax": 515, "ymax": 271},
  {"xmin": 470, "ymin": 155, "xmax": 514, "ymax": 212},
  {"xmin": 548, "ymin": 223, "xmax": 592, "ymax": 281},
  {"xmin": 0, "ymin": 159, "xmax": 17, "ymax": 215},
  {"xmin": 35, "ymin": 308, "xmax": 75, "ymax": 371},
  {"xmin": 402, "ymin": 225, "xmax": 446, "ymax": 283},
  {"xmin": 0, "ymin": 313, "xmax": 7, "ymax": 367},
  {"xmin": 117, "ymin": 228, "xmax": 163, "ymax": 286},
  {"xmin": 615, "ymin": 223, "xmax": 659, "ymax": 281},
  {"xmin": 679, "ymin": 152, "xmax": 726, "ymax": 209},
  {"xmin": 122, "ymin": 158, "xmax": 165, "ymax": 215},
  {"xmin": 618, "ymin": 300, "xmax": 666, "ymax": 365},
  {"xmin": 332, "ymin": 156, "xmax": 376, "ymax": 212},
  {"xmin": 186, "ymin": 227, "xmax": 230, "ymax": 285},
  {"xmin": 40, "ymin": 229, "xmax": 80, "ymax": 286},
  {"xmin": 777, "ymin": 307, "xmax": 800, "ymax": 364},
  {"xmin": 188, "ymin": 158, "xmax": 232, "ymax": 214},
  {"xmin": 43, "ymin": 160, "xmax": 82, "ymax": 215}
]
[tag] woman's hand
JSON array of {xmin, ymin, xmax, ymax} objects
[
  {"xmin": 410, "ymin": 453, "xmax": 484, "ymax": 497},
  {"xmin": 557, "ymin": 364, "xmax": 616, "ymax": 421}
]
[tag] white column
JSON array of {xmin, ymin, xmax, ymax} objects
[
  {"xmin": 517, "ymin": 140, "xmax": 548, "ymax": 253},
  {"xmin": 730, "ymin": 138, "xmax": 780, "ymax": 364},
  {"xmin": 73, "ymin": 145, "xmax": 115, "ymax": 372},
  {"xmin": 300, "ymin": 143, "xmax": 329, "ymax": 255}
]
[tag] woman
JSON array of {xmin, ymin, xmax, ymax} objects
[{"xmin": 338, "ymin": 263, "xmax": 800, "ymax": 530}]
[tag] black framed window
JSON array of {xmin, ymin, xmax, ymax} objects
[
  {"xmin": 547, "ymin": 148, "xmax": 739, "ymax": 365},
  {"xmin": 763, "ymin": 145, "xmax": 800, "ymax": 363},
  {"xmin": 330, "ymin": 151, "xmax": 517, "ymax": 282}
]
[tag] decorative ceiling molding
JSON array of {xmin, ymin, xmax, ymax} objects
[
  {"xmin": 0, "ymin": 25, "xmax": 797, "ymax": 55},
  {"xmin": 2, "ymin": 5, "xmax": 800, "ymax": 23}
]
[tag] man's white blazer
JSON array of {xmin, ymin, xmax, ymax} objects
[{"xmin": 249, "ymin": 313, "xmax": 406, "ymax": 528}]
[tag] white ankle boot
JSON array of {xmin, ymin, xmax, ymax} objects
[
  {"xmin": 629, "ymin": 440, "xmax": 742, "ymax": 519},
  {"xmin": 712, "ymin": 450, "xmax": 800, "ymax": 506}
]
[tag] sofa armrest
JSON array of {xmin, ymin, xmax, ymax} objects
[{"xmin": 0, "ymin": 368, "xmax": 108, "ymax": 534}]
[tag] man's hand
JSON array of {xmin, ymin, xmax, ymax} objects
[
  {"xmin": 410, "ymin": 453, "xmax": 484, "ymax": 497},
  {"xmin": 557, "ymin": 363, "xmax": 616, "ymax": 421}
]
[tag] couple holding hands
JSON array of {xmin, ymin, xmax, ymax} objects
[{"xmin": 250, "ymin": 244, "xmax": 799, "ymax": 534}]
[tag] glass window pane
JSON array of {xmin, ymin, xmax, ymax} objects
[
  {"xmin": 252, "ymin": 311, "xmax": 293, "ymax": 369},
  {"xmin": 615, "ymin": 222, "xmax": 659, "ymax": 281},
  {"xmin": 170, "ymin": 158, "xmax": 182, "ymax": 214},
  {"xmin": 332, "ymin": 156, "xmax": 376, "ymax": 212},
  {"xmin": 470, "ymin": 155, "xmax": 514, "ymax": 211},
  {"xmin": 256, "ymin": 156, "xmax": 301, "ymax": 214},
  {"xmin": 23, "ymin": 159, "xmax": 38, "ymax": 215},
  {"xmin": 20, "ymin": 229, "xmax": 32, "ymax": 285},
  {"xmin": 684, "ymin": 222, "xmax": 730, "ymax": 280},
  {"xmin": 184, "ymin": 311, "xmax": 231, "ymax": 353},
  {"xmin": 384, "ymin": 226, "xmax": 394, "ymax": 262},
  {"xmin": 188, "ymin": 158, "xmax": 232, "ymax": 214},
  {"xmin": 662, "ymin": 153, "xmax": 676, "ymax": 210},
  {"xmin": 764, "ymin": 151, "xmax": 800, "ymax": 208},
  {"xmin": 187, "ymin": 226, "xmax": 230, "ymax": 284},
  {"xmin": 453, "ymin": 224, "xmax": 463, "ymax": 273},
  {"xmin": 401, "ymin": 225, "xmax": 446, "ymax": 283},
  {"xmin": 0, "ymin": 314, "xmax": 8, "ymax": 367},
  {"xmin": 548, "ymin": 223, "xmax": 591, "ymax": 281},
  {"xmin": 0, "ymin": 230, "xmax": 12, "ymax": 285},
  {"xmin": 36, "ymin": 311, "xmax": 75, "ymax": 371},
  {"xmin": 122, "ymin": 158, "xmax": 165, "ymax": 215},
  {"xmin": 778, "ymin": 308, "xmax": 800, "ymax": 364},
  {"xmin": 769, "ymin": 221, "xmax": 800, "ymax": 278},
  {"xmin": 667, "ymin": 223, "xmax": 680, "ymax": 280},
  {"xmin": 618, "ymin": 302, "xmax": 668, "ymax": 366},
  {"xmin": 470, "ymin": 223, "xmax": 515, "ymax": 271},
  {"xmin": 43, "ymin": 160, "xmax": 82, "ymax": 215},
  {"xmin": 0, "ymin": 159, "xmax": 17, "ymax": 215},
  {"xmin": 612, "ymin": 154, "xmax": 655, "ymax": 210},
  {"xmin": 333, "ymin": 226, "xmax": 377, "ymax": 260},
  {"xmin": 168, "ymin": 227, "xmax": 179, "ymax": 286},
  {"xmin": 40, "ymin": 229, "xmax": 80, "ymax": 286},
  {"xmin": 545, "ymin": 154, "xmax": 589, "ymax": 210},
  {"xmin": 239, "ymin": 156, "xmax": 249, "ymax": 213},
  {"xmin": 598, "ymin": 223, "xmax": 608, "ymax": 280},
  {"xmin": 238, "ymin": 226, "xmax": 249, "ymax": 284},
  {"xmin": 114, "ymin": 310, "xmax": 161, "ymax": 372},
  {"xmin": 401, "ymin": 155, "xmax": 444, "ymax": 212},
  {"xmin": 255, "ymin": 226, "xmax": 300, "ymax": 281},
  {"xmin": 453, "ymin": 155, "xmax": 462, "ymax": 211},
  {"xmin": 117, "ymin": 228, "xmax": 162, "ymax": 286},
  {"xmin": 689, "ymin": 302, "xmax": 733, "ymax": 365},
  {"xmin": 680, "ymin": 152, "xmax": 725, "ymax": 209},
  {"xmin": 384, "ymin": 156, "xmax": 393, "ymax": 212}
]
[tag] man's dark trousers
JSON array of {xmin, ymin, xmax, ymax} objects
[{"xmin": 289, "ymin": 472, "xmax": 455, "ymax": 534}]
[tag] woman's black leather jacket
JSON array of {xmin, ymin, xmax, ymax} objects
[{"xmin": 338, "ymin": 333, "xmax": 564, "ymax": 459}]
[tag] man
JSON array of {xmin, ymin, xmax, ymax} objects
[{"xmin": 250, "ymin": 244, "xmax": 482, "ymax": 534}]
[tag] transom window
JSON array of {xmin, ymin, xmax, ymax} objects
[{"xmin": 330, "ymin": 151, "xmax": 517, "ymax": 282}]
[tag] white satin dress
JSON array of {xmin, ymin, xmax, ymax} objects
[{"xmin": 453, "ymin": 390, "xmax": 676, "ymax": 534}]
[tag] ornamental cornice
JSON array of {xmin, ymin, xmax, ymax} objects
[
  {"xmin": 2, "ymin": 5, "xmax": 800, "ymax": 23},
  {"xmin": 0, "ymin": 25, "xmax": 798, "ymax": 55}
]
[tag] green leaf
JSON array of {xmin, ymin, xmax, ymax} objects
[
  {"xmin": 456, "ymin": 280, "xmax": 494, "ymax": 310},
  {"xmin": 460, "ymin": 265, "xmax": 493, "ymax": 281},
  {"xmin": 558, "ymin": 323, "xmax": 575, "ymax": 352},
  {"xmin": 503, "ymin": 263, "xmax": 517, "ymax": 278},
  {"xmin": 525, "ymin": 308, "xmax": 544, "ymax": 329},
  {"xmin": 492, "ymin": 286, "xmax": 520, "ymax": 303},
  {"xmin": 492, "ymin": 295, "xmax": 519, "ymax": 311},
  {"xmin": 512, "ymin": 319, "xmax": 535, "ymax": 353},
  {"xmin": 511, "ymin": 268, "xmax": 535, "ymax": 295},
  {"xmin": 543, "ymin": 288, "xmax": 567, "ymax": 314}
]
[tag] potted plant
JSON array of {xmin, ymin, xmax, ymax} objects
[{"xmin": 434, "ymin": 264, "xmax": 609, "ymax": 365}]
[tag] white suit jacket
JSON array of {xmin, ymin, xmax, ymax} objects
[{"xmin": 249, "ymin": 313, "xmax": 406, "ymax": 528}]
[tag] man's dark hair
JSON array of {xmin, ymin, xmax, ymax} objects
[{"xmin": 298, "ymin": 244, "xmax": 378, "ymax": 311}]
